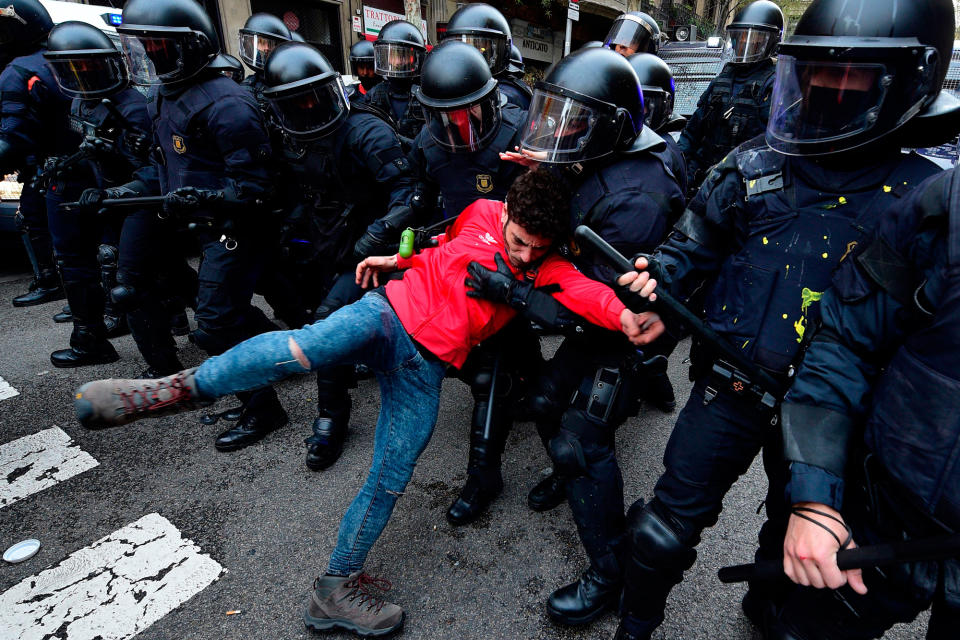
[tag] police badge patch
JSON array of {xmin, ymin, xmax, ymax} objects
[
  {"xmin": 476, "ymin": 174, "xmax": 493, "ymax": 194},
  {"xmin": 172, "ymin": 135, "xmax": 187, "ymax": 154}
]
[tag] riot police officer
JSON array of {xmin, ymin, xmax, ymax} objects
[
  {"xmin": 443, "ymin": 3, "xmax": 532, "ymax": 110},
  {"xmin": 603, "ymin": 11, "xmax": 661, "ymax": 57},
  {"xmin": 627, "ymin": 52, "xmax": 688, "ymax": 197},
  {"xmin": 677, "ymin": 0, "xmax": 782, "ymax": 193},
  {"xmin": 115, "ymin": 0, "xmax": 285, "ymax": 450},
  {"xmin": 42, "ymin": 21, "xmax": 155, "ymax": 366},
  {"xmin": 401, "ymin": 40, "xmax": 535, "ymax": 525},
  {"xmin": 238, "ymin": 13, "xmax": 292, "ymax": 103},
  {"xmin": 486, "ymin": 48, "xmax": 684, "ymax": 620},
  {"xmin": 362, "ymin": 19, "xmax": 427, "ymax": 146},
  {"xmin": 209, "ymin": 53, "xmax": 244, "ymax": 82},
  {"xmin": 348, "ymin": 39, "xmax": 380, "ymax": 97},
  {"xmin": 261, "ymin": 42, "xmax": 415, "ymax": 471},
  {"xmin": 0, "ymin": 0, "xmax": 68, "ymax": 308},
  {"xmin": 774, "ymin": 167, "xmax": 960, "ymax": 639},
  {"xmin": 614, "ymin": 1, "xmax": 957, "ymax": 638}
]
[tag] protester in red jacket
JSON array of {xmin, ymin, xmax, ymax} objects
[{"xmin": 73, "ymin": 168, "xmax": 663, "ymax": 638}]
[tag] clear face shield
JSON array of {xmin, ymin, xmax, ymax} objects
[
  {"xmin": 722, "ymin": 27, "xmax": 777, "ymax": 64},
  {"xmin": 448, "ymin": 33, "xmax": 507, "ymax": 73},
  {"xmin": 48, "ymin": 54, "xmax": 128, "ymax": 98},
  {"xmin": 521, "ymin": 88, "xmax": 630, "ymax": 164},
  {"xmin": 238, "ymin": 32, "xmax": 284, "ymax": 71},
  {"xmin": 267, "ymin": 75, "xmax": 350, "ymax": 140},
  {"xmin": 423, "ymin": 92, "xmax": 501, "ymax": 153},
  {"xmin": 603, "ymin": 17, "xmax": 655, "ymax": 56},
  {"xmin": 117, "ymin": 31, "xmax": 208, "ymax": 85},
  {"xmin": 767, "ymin": 55, "xmax": 895, "ymax": 154},
  {"xmin": 373, "ymin": 42, "xmax": 424, "ymax": 78},
  {"xmin": 641, "ymin": 87, "xmax": 672, "ymax": 130}
]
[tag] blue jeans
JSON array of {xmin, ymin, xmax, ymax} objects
[{"xmin": 194, "ymin": 292, "xmax": 447, "ymax": 574}]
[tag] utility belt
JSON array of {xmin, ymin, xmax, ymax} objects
[
  {"xmin": 690, "ymin": 341, "xmax": 787, "ymax": 421},
  {"xmin": 860, "ymin": 453, "xmax": 957, "ymax": 539}
]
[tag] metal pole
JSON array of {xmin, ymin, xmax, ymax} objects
[{"xmin": 564, "ymin": 17, "xmax": 572, "ymax": 56}]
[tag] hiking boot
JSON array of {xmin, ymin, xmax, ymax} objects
[
  {"xmin": 74, "ymin": 368, "xmax": 210, "ymax": 429},
  {"xmin": 304, "ymin": 572, "xmax": 404, "ymax": 637}
]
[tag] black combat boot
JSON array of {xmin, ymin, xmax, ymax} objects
[
  {"xmin": 50, "ymin": 282, "xmax": 118, "ymax": 368},
  {"xmin": 305, "ymin": 366, "xmax": 354, "ymax": 470},
  {"xmin": 215, "ymin": 387, "xmax": 288, "ymax": 451},
  {"xmin": 13, "ymin": 268, "xmax": 65, "ymax": 307},
  {"xmin": 53, "ymin": 304, "xmax": 72, "ymax": 323},
  {"xmin": 547, "ymin": 563, "xmax": 622, "ymax": 625}
]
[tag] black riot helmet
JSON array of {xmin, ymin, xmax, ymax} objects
[
  {"xmin": 724, "ymin": 0, "xmax": 783, "ymax": 65},
  {"xmin": 627, "ymin": 53, "xmax": 675, "ymax": 133},
  {"xmin": 44, "ymin": 21, "xmax": 128, "ymax": 98},
  {"xmin": 263, "ymin": 42, "xmax": 350, "ymax": 141},
  {"xmin": 766, "ymin": 0, "xmax": 958, "ymax": 157},
  {"xmin": 238, "ymin": 13, "xmax": 292, "ymax": 72},
  {"xmin": 117, "ymin": 0, "xmax": 220, "ymax": 86},
  {"xmin": 0, "ymin": 0, "xmax": 53, "ymax": 55},
  {"xmin": 522, "ymin": 47, "xmax": 644, "ymax": 164},
  {"xmin": 209, "ymin": 53, "xmax": 244, "ymax": 82},
  {"xmin": 604, "ymin": 12, "xmax": 660, "ymax": 56},
  {"xmin": 290, "ymin": 32, "xmax": 305, "ymax": 43},
  {"xmin": 350, "ymin": 39, "xmax": 380, "ymax": 92},
  {"xmin": 443, "ymin": 3, "xmax": 513, "ymax": 76},
  {"xmin": 374, "ymin": 19, "xmax": 426, "ymax": 78},
  {"xmin": 507, "ymin": 44, "xmax": 524, "ymax": 76},
  {"xmin": 578, "ymin": 40, "xmax": 604, "ymax": 51},
  {"xmin": 413, "ymin": 40, "xmax": 500, "ymax": 153}
]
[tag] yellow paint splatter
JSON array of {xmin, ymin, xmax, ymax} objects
[
  {"xmin": 795, "ymin": 288, "xmax": 825, "ymax": 343},
  {"xmin": 782, "ymin": 313, "xmax": 788, "ymax": 319},
  {"xmin": 883, "ymin": 185, "xmax": 892, "ymax": 193},
  {"xmin": 838, "ymin": 196, "xmax": 847, "ymax": 205},
  {"xmin": 785, "ymin": 265, "xmax": 791, "ymax": 278},
  {"xmin": 733, "ymin": 317, "xmax": 738, "ymax": 324},
  {"xmin": 742, "ymin": 340, "xmax": 750, "ymax": 349},
  {"xmin": 822, "ymin": 235, "xmax": 828, "ymax": 240},
  {"xmin": 722, "ymin": 304, "xmax": 727, "ymax": 311},
  {"xmin": 762, "ymin": 236, "xmax": 769, "ymax": 245},
  {"xmin": 794, "ymin": 319, "xmax": 806, "ymax": 342},
  {"xmin": 749, "ymin": 179, "xmax": 757, "ymax": 189},
  {"xmin": 822, "ymin": 252, "xmax": 829, "ymax": 259}
]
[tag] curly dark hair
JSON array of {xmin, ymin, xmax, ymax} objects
[{"xmin": 505, "ymin": 168, "xmax": 571, "ymax": 242}]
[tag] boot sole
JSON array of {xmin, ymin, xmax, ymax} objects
[
  {"xmin": 546, "ymin": 598, "xmax": 614, "ymax": 626},
  {"xmin": 304, "ymin": 611, "xmax": 404, "ymax": 637},
  {"xmin": 12, "ymin": 291, "xmax": 66, "ymax": 307},
  {"xmin": 51, "ymin": 352, "xmax": 120, "ymax": 369},
  {"xmin": 527, "ymin": 495, "xmax": 565, "ymax": 513}
]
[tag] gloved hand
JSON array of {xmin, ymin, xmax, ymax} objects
[
  {"xmin": 465, "ymin": 252, "xmax": 533, "ymax": 307},
  {"xmin": 77, "ymin": 185, "xmax": 138, "ymax": 214},
  {"xmin": 352, "ymin": 205, "xmax": 416, "ymax": 261},
  {"xmin": 162, "ymin": 186, "xmax": 223, "ymax": 215},
  {"xmin": 352, "ymin": 229, "xmax": 392, "ymax": 262}
]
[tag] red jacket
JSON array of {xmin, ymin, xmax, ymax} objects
[{"xmin": 385, "ymin": 199, "xmax": 627, "ymax": 368}]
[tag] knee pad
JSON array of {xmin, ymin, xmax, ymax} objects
[
  {"xmin": 97, "ymin": 244, "xmax": 119, "ymax": 269},
  {"xmin": 527, "ymin": 377, "xmax": 564, "ymax": 422},
  {"xmin": 109, "ymin": 283, "xmax": 140, "ymax": 312},
  {"xmin": 548, "ymin": 430, "xmax": 587, "ymax": 476},
  {"xmin": 627, "ymin": 501, "xmax": 696, "ymax": 572}
]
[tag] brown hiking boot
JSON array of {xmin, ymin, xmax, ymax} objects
[
  {"xmin": 74, "ymin": 368, "xmax": 211, "ymax": 430},
  {"xmin": 304, "ymin": 572, "xmax": 404, "ymax": 637}
]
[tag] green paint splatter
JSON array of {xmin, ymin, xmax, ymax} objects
[{"xmin": 795, "ymin": 288, "xmax": 824, "ymax": 342}]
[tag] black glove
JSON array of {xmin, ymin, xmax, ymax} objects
[
  {"xmin": 352, "ymin": 229, "xmax": 391, "ymax": 262},
  {"xmin": 465, "ymin": 252, "xmax": 533, "ymax": 307},
  {"xmin": 77, "ymin": 184, "xmax": 138, "ymax": 214},
  {"xmin": 352, "ymin": 205, "xmax": 416, "ymax": 261},
  {"xmin": 412, "ymin": 228, "xmax": 439, "ymax": 252},
  {"xmin": 162, "ymin": 186, "xmax": 223, "ymax": 215}
]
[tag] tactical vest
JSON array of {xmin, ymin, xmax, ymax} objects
[
  {"xmin": 703, "ymin": 140, "xmax": 938, "ymax": 374},
  {"xmin": 149, "ymin": 75, "xmax": 266, "ymax": 194},
  {"xmin": 67, "ymin": 89, "xmax": 149, "ymax": 187},
  {"xmin": 695, "ymin": 61, "xmax": 774, "ymax": 173},
  {"xmin": 420, "ymin": 103, "xmax": 524, "ymax": 218},
  {"xmin": 363, "ymin": 81, "xmax": 425, "ymax": 144},
  {"xmin": 864, "ymin": 169, "xmax": 960, "ymax": 531},
  {"xmin": 498, "ymin": 76, "xmax": 532, "ymax": 110}
]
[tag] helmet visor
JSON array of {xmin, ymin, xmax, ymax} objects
[
  {"xmin": 48, "ymin": 55, "xmax": 128, "ymax": 97},
  {"xmin": 767, "ymin": 55, "xmax": 891, "ymax": 152},
  {"xmin": 604, "ymin": 18, "xmax": 655, "ymax": 55},
  {"xmin": 642, "ymin": 88, "xmax": 671, "ymax": 130},
  {"xmin": 268, "ymin": 76, "xmax": 350, "ymax": 139},
  {"xmin": 238, "ymin": 32, "xmax": 284, "ymax": 71},
  {"xmin": 449, "ymin": 34, "xmax": 507, "ymax": 73},
  {"xmin": 520, "ymin": 89, "xmax": 601, "ymax": 163},
  {"xmin": 722, "ymin": 28, "xmax": 776, "ymax": 64},
  {"xmin": 373, "ymin": 42, "xmax": 423, "ymax": 77},
  {"xmin": 118, "ymin": 32, "xmax": 204, "ymax": 85},
  {"xmin": 423, "ymin": 92, "xmax": 501, "ymax": 153}
]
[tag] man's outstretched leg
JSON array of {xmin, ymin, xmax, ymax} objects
[{"xmin": 75, "ymin": 294, "xmax": 397, "ymax": 429}]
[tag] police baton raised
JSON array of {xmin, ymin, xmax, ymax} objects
[
  {"xmin": 718, "ymin": 533, "xmax": 960, "ymax": 583},
  {"xmin": 573, "ymin": 224, "xmax": 784, "ymax": 404}
]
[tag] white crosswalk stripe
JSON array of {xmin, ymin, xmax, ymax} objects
[
  {"xmin": 0, "ymin": 513, "xmax": 225, "ymax": 640},
  {"xmin": 0, "ymin": 427, "xmax": 99, "ymax": 509},
  {"xmin": 0, "ymin": 375, "xmax": 19, "ymax": 401}
]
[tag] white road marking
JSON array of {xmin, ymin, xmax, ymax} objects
[
  {"xmin": 0, "ymin": 427, "xmax": 98, "ymax": 509},
  {"xmin": 0, "ymin": 375, "xmax": 19, "ymax": 401},
  {"xmin": 0, "ymin": 513, "xmax": 225, "ymax": 640}
]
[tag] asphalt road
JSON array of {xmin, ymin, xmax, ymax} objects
[{"xmin": 0, "ymin": 270, "xmax": 927, "ymax": 640}]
